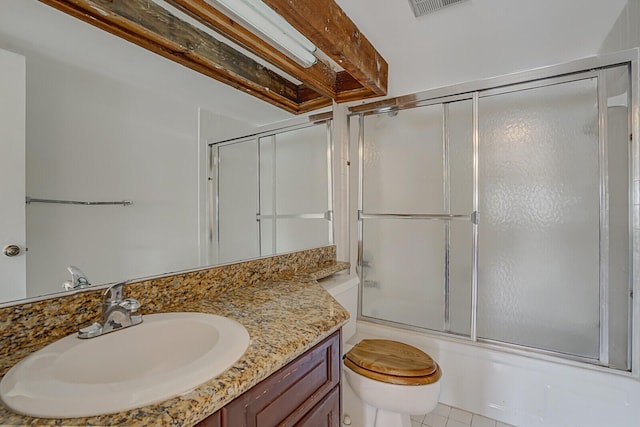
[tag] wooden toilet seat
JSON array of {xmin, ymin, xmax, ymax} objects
[{"xmin": 344, "ymin": 339, "xmax": 442, "ymax": 385}]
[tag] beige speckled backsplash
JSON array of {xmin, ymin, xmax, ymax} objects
[{"xmin": 0, "ymin": 245, "xmax": 340, "ymax": 378}]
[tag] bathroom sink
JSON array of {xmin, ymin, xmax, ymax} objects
[{"xmin": 0, "ymin": 312, "xmax": 250, "ymax": 418}]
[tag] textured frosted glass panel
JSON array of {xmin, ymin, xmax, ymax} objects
[
  {"xmin": 361, "ymin": 219, "xmax": 445, "ymax": 331},
  {"xmin": 449, "ymin": 221, "xmax": 473, "ymax": 336},
  {"xmin": 218, "ymin": 141, "xmax": 259, "ymax": 263},
  {"xmin": 605, "ymin": 65, "xmax": 631, "ymax": 370},
  {"xmin": 448, "ymin": 99, "xmax": 474, "ymax": 214},
  {"xmin": 363, "ymin": 105, "xmax": 444, "ymax": 214},
  {"xmin": 274, "ymin": 219, "xmax": 331, "ymax": 254},
  {"xmin": 477, "ymin": 78, "xmax": 600, "ymax": 358},
  {"xmin": 274, "ymin": 125, "xmax": 329, "ymax": 214},
  {"xmin": 447, "ymin": 99, "xmax": 473, "ymax": 336}
]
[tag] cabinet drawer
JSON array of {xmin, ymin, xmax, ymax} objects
[{"xmin": 224, "ymin": 331, "xmax": 340, "ymax": 427}]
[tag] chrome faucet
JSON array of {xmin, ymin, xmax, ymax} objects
[
  {"xmin": 78, "ymin": 282, "xmax": 143, "ymax": 339},
  {"xmin": 62, "ymin": 265, "xmax": 91, "ymax": 291}
]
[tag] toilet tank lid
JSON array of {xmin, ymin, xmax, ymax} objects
[{"xmin": 319, "ymin": 274, "xmax": 359, "ymax": 297}]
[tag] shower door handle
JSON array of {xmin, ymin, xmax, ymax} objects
[{"xmin": 471, "ymin": 211, "xmax": 480, "ymax": 225}]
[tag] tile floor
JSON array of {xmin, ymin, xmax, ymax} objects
[{"xmin": 411, "ymin": 403, "xmax": 516, "ymax": 427}]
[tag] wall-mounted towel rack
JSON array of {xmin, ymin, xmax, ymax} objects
[{"xmin": 25, "ymin": 197, "xmax": 132, "ymax": 206}]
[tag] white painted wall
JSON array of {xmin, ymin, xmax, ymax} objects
[
  {"xmin": 335, "ymin": 0, "xmax": 628, "ymax": 98},
  {"xmin": 600, "ymin": 0, "xmax": 640, "ymax": 54}
]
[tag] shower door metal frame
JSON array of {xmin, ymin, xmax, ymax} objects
[{"xmin": 352, "ymin": 48, "xmax": 640, "ymax": 374}]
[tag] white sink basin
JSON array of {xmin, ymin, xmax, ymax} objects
[{"xmin": 0, "ymin": 312, "xmax": 250, "ymax": 418}]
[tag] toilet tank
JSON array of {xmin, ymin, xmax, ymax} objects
[{"xmin": 319, "ymin": 274, "xmax": 359, "ymax": 346}]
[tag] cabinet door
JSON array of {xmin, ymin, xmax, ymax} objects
[
  {"xmin": 294, "ymin": 386, "xmax": 340, "ymax": 427},
  {"xmin": 195, "ymin": 409, "xmax": 221, "ymax": 427},
  {"xmin": 224, "ymin": 331, "xmax": 340, "ymax": 427}
]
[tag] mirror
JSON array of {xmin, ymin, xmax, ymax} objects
[
  {"xmin": 212, "ymin": 121, "xmax": 334, "ymax": 264},
  {"xmin": 0, "ymin": 0, "xmax": 333, "ymax": 305}
]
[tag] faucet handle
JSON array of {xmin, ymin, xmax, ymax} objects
[{"xmin": 103, "ymin": 282, "xmax": 125, "ymax": 305}]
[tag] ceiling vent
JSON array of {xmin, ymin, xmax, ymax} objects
[{"xmin": 409, "ymin": 0, "xmax": 469, "ymax": 17}]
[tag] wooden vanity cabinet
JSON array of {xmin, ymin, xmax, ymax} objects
[
  {"xmin": 197, "ymin": 411, "xmax": 221, "ymax": 427},
  {"xmin": 196, "ymin": 331, "xmax": 341, "ymax": 427}
]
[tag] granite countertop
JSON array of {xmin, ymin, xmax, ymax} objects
[{"xmin": 0, "ymin": 275, "xmax": 349, "ymax": 426}]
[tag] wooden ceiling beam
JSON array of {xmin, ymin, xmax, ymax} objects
[
  {"xmin": 262, "ymin": 0, "xmax": 388, "ymax": 97},
  {"xmin": 39, "ymin": 0, "xmax": 331, "ymax": 114},
  {"xmin": 166, "ymin": 0, "xmax": 339, "ymax": 100},
  {"xmin": 38, "ymin": 0, "xmax": 387, "ymax": 113},
  {"xmin": 334, "ymin": 71, "xmax": 381, "ymax": 103}
]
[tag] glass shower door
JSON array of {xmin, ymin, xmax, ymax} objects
[
  {"xmin": 359, "ymin": 99, "xmax": 474, "ymax": 335},
  {"xmin": 356, "ymin": 60, "xmax": 633, "ymax": 370},
  {"xmin": 476, "ymin": 71, "xmax": 630, "ymax": 364}
]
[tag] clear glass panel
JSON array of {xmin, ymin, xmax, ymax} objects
[
  {"xmin": 217, "ymin": 140, "xmax": 259, "ymax": 263},
  {"xmin": 477, "ymin": 78, "xmax": 600, "ymax": 358},
  {"xmin": 363, "ymin": 105, "xmax": 444, "ymax": 214},
  {"xmin": 605, "ymin": 65, "xmax": 631, "ymax": 370},
  {"xmin": 361, "ymin": 219, "xmax": 445, "ymax": 331}
]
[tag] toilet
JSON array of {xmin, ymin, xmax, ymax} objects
[{"xmin": 321, "ymin": 275, "xmax": 442, "ymax": 427}]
